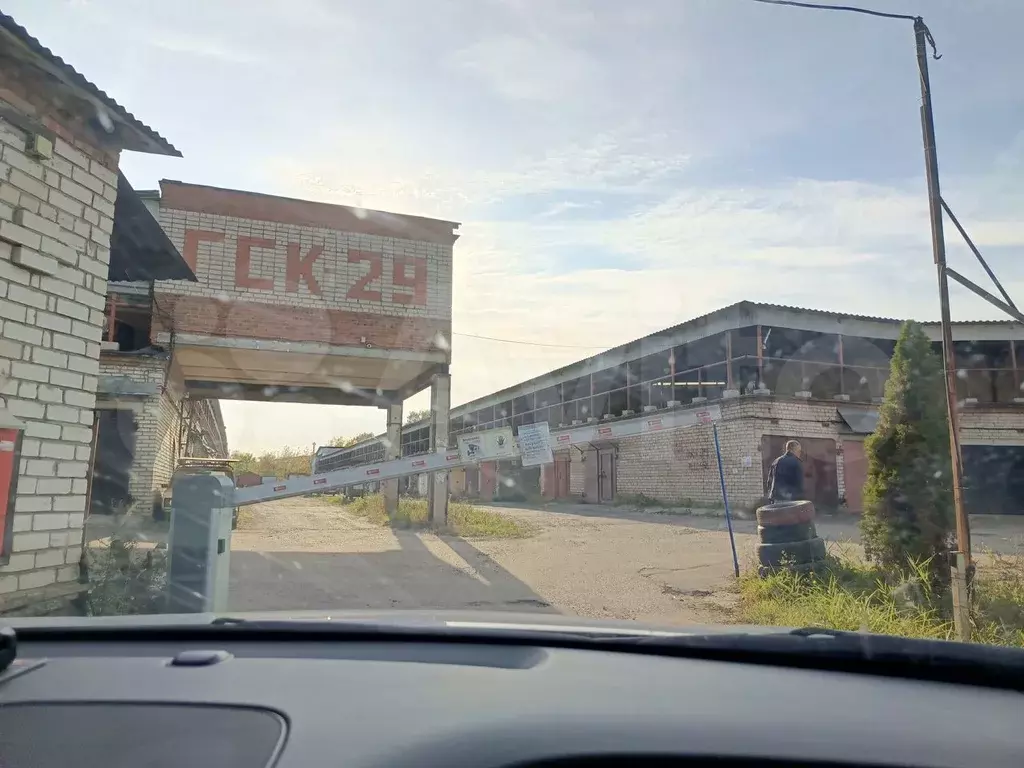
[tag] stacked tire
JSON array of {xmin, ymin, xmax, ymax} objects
[{"xmin": 755, "ymin": 500, "xmax": 826, "ymax": 575}]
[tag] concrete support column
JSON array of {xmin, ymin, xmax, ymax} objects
[
  {"xmin": 427, "ymin": 373, "xmax": 452, "ymax": 526},
  {"xmin": 383, "ymin": 401, "xmax": 403, "ymax": 518}
]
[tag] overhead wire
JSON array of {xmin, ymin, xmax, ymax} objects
[
  {"xmin": 748, "ymin": 0, "xmax": 916, "ymax": 21},
  {"xmin": 451, "ymin": 332, "xmax": 607, "ymax": 350},
  {"xmin": 748, "ymin": 0, "xmax": 941, "ymax": 58}
]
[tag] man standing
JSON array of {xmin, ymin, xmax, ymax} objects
[{"xmin": 767, "ymin": 440, "xmax": 805, "ymax": 502}]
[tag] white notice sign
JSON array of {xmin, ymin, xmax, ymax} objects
[
  {"xmin": 516, "ymin": 422, "xmax": 554, "ymax": 467},
  {"xmin": 457, "ymin": 427, "xmax": 516, "ymax": 463}
]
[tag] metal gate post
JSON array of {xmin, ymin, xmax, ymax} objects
[
  {"xmin": 166, "ymin": 472, "xmax": 235, "ymax": 613},
  {"xmin": 382, "ymin": 401, "xmax": 403, "ymax": 518},
  {"xmin": 427, "ymin": 373, "xmax": 451, "ymax": 526}
]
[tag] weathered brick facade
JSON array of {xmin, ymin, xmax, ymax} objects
[
  {"xmin": 97, "ymin": 353, "xmax": 228, "ymax": 510},
  {"xmin": 599, "ymin": 397, "xmax": 1024, "ymax": 511},
  {"xmin": 150, "ymin": 182, "xmax": 455, "ymax": 352},
  {"xmin": 0, "ymin": 71, "xmax": 120, "ymax": 602}
]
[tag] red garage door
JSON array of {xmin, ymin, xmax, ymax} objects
[
  {"xmin": 761, "ymin": 435, "xmax": 839, "ymax": 511},
  {"xmin": 842, "ymin": 439, "xmax": 868, "ymax": 513}
]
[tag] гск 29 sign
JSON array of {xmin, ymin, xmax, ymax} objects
[{"xmin": 183, "ymin": 229, "xmax": 427, "ymax": 306}]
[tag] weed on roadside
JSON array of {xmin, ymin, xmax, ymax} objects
[
  {"xmin": 84, "ymin": 536, "xmax": 167, "ymax": 616},
  {"xmin": 738, "ymin": 544, "xmax": 1024, "ymax": 647},
  {"xmin": 330, "ymin": 494, "xmax": 534, "ymax": 539}
]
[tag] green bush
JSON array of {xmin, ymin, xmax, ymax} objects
[
  {"xmin": 860, "ymin": 321, "xmax": 954, "ymax": 589},
  {"xmin": 84, "ymin": 536, "xmax": 167, "ymax": 616}
]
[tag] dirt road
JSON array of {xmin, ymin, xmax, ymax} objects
[
  {"xmin": 228, "ymin": 498, "xmax": 1024, "ymax": 626},
  {"xmin": 228, "ymin": 498, "xmax": 751, "ymax": 626}
]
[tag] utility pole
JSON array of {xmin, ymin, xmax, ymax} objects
[{"xmin": 915, "ymin": 18, "xmax": 972, "ymax": 641}]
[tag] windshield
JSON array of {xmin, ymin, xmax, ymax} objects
[{"xmin": 0, "ymin": 0, "xmax": 1022, "ymax": 649}]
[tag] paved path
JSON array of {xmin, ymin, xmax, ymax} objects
[
  {"xmin": 226, "ymin": 498, "xmax": 1024, "ymax": 627},
  {"xmin": 227, "ymin": 498, "xmax": 748, "ymax": 625}
]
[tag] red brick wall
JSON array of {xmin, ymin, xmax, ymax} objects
[
  {"xmin": 480, "ymin": 461, "xmax": 497, "ymax": 500},
  {"xmin": 152, "ymin": 294, "xmax": 450, "ymax": 352},
  {"xmin": 153, "ymin": 183, "xmax": 455, "ymax": 354},
  {"xmin": 160, "ymin": 182, "xmax": 458, "ymax": 245}
]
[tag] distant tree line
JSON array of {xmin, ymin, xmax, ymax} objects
[{"xmin": 230, "ymin": 431, "xmax": 377, "ymax": 479}]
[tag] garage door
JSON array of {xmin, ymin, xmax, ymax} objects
[
  {"xmin": 761, "ymin": 435, "xmax": 839, "ymax": 511},
  {"xmin": 842, "ymin": 440, "xmax": 868, "ymax": 513},
  {"xmin": 963, "ymin": 445, "xmax": 1024, "ymax": 515}
]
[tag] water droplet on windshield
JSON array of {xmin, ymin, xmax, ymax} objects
[{"xmin": 94, "ymin": 104, "xmax": 114, "ymax": 133}]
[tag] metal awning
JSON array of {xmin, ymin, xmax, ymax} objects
[
  {"xmin": 109, "ymin": 173, "xmax": 195, "ymax": 282},
  {"xmin": 838, "ymin": 407, "xmax": 880, "ymax": 434}
]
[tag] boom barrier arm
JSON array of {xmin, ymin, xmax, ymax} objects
[{"xmin": 233, "ymin": 404, "xmax": 723, "ymax": 507}]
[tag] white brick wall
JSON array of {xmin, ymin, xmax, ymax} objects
[
  {"xmin": 154, "ymin": 206, "xmax": 453, "ymax": 321},
  {"xmin": 608, "ymin": 399, "xmax": 847, "ymax": 509},
  {"xmin": 0, "ymin": 111, "xmax": 118, "ymax": 601},
  {"xmin": 98, "ymin": 355, "xmax": 227, "ymax": 508},
  {"xmin": 98, "ymin": 355, "xmax": 183, "ymax": 509},
  {"xmin": 960, "ymin": 407, "xmax": 1024, "ymax": 446},
  {"xmin": 605, "ymin": 398, "xmax": 1024, "ymax": 511}
]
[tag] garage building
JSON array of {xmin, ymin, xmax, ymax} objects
[{"xmin": 314, "ymin": 302, "xmax": 1024, "ymax": 515}]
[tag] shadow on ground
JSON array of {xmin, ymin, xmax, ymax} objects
[{"xmin": 229, "ymin": 528, "xmax": 557, "ymax": 614}]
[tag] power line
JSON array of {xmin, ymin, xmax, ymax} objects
[
  {"xmin": 748, "ymin": 0, "xmax": 916, "ymax": 21},
  {"xmin": 748, "ymin": 0, "xmax": 940, "ymax": 58},
  {"xmin": 452, "ymin": 331, "xmax": 607, "ymax": 350}
]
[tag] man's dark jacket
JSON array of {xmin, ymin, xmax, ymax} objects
[{"xmin": 768, "ymin": 451, "xmax": 804, "ymax": 502}]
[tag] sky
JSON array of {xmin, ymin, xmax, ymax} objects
[{"xmin": 9, "ymin": 0, "xmax": 1024, "ymax": 453}]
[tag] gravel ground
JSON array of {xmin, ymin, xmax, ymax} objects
[
  {"xmin": 226, "ymin": 497, "xmax": 1024, "ymax": 626},
  {"xmin": 227, "ymin": 497, "xmax": 753, "ymax": 625}
]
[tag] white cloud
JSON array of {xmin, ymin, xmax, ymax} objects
[
  {"xmin": 449, "ymin": 34, "xmax": 598, "ymax": 103},
  {"xmin": 19, "ymin": 0, "xmax": 1020, "ymax": 453},
  {"xmin": 145, "ymin": 32, "xmax": 262, "ymax": 65}
]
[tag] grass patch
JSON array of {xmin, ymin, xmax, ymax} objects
[
  {"xmin": 614, "ymin": 493, "xmax": 722, "ymax": 513},
  {"xmin": 738, "ymin": 544, "xmax": 1024, "ymax": 647},
  {"xmin": 234, "ymin": 507, "xmax": 255, "ymax": 530},
  {"xmin": 329, "ymin": 494, "xmax": 534, "ymax": 539}
]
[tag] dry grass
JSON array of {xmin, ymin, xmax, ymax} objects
[
  {"xmin": 330, "ymin": 493, "xmax": 535, "ymax": 539},
  {"xmin": 738, "ymin": 542, "xmax": 1024, "ymax": 647}
]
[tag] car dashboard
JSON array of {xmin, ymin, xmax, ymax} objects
[{"xmin": 0, "ymin": 632, "xmax": 1022, "ymax": 768}]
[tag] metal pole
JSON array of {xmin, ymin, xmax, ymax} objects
[
  {"xmin": 713, "ymin": 424, "xmax": 740, "ymax": 578},
  {"xmin": 915, "ymin": 20, "xmax": 972, "ymax": 629}
]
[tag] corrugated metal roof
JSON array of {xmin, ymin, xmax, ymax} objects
[
  {"xmin": 334, "ymin": 301, "xmax": 1024, "ymax": 452},
  {"xmin": 746, "ymin": 301, "xmax": 1020, "ymax": 326},
  {"xmin": 0, "ymin": 12, "xmax": 180, "ymax": 156}
]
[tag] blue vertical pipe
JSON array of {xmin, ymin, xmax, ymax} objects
[{"xmin": 713, "ymin": 423, "xmax": 740, "ymax": 578}]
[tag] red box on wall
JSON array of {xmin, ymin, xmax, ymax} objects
[{"xmin": 0, "ymin": 425, "xmax": 24, "ymax": 565}]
